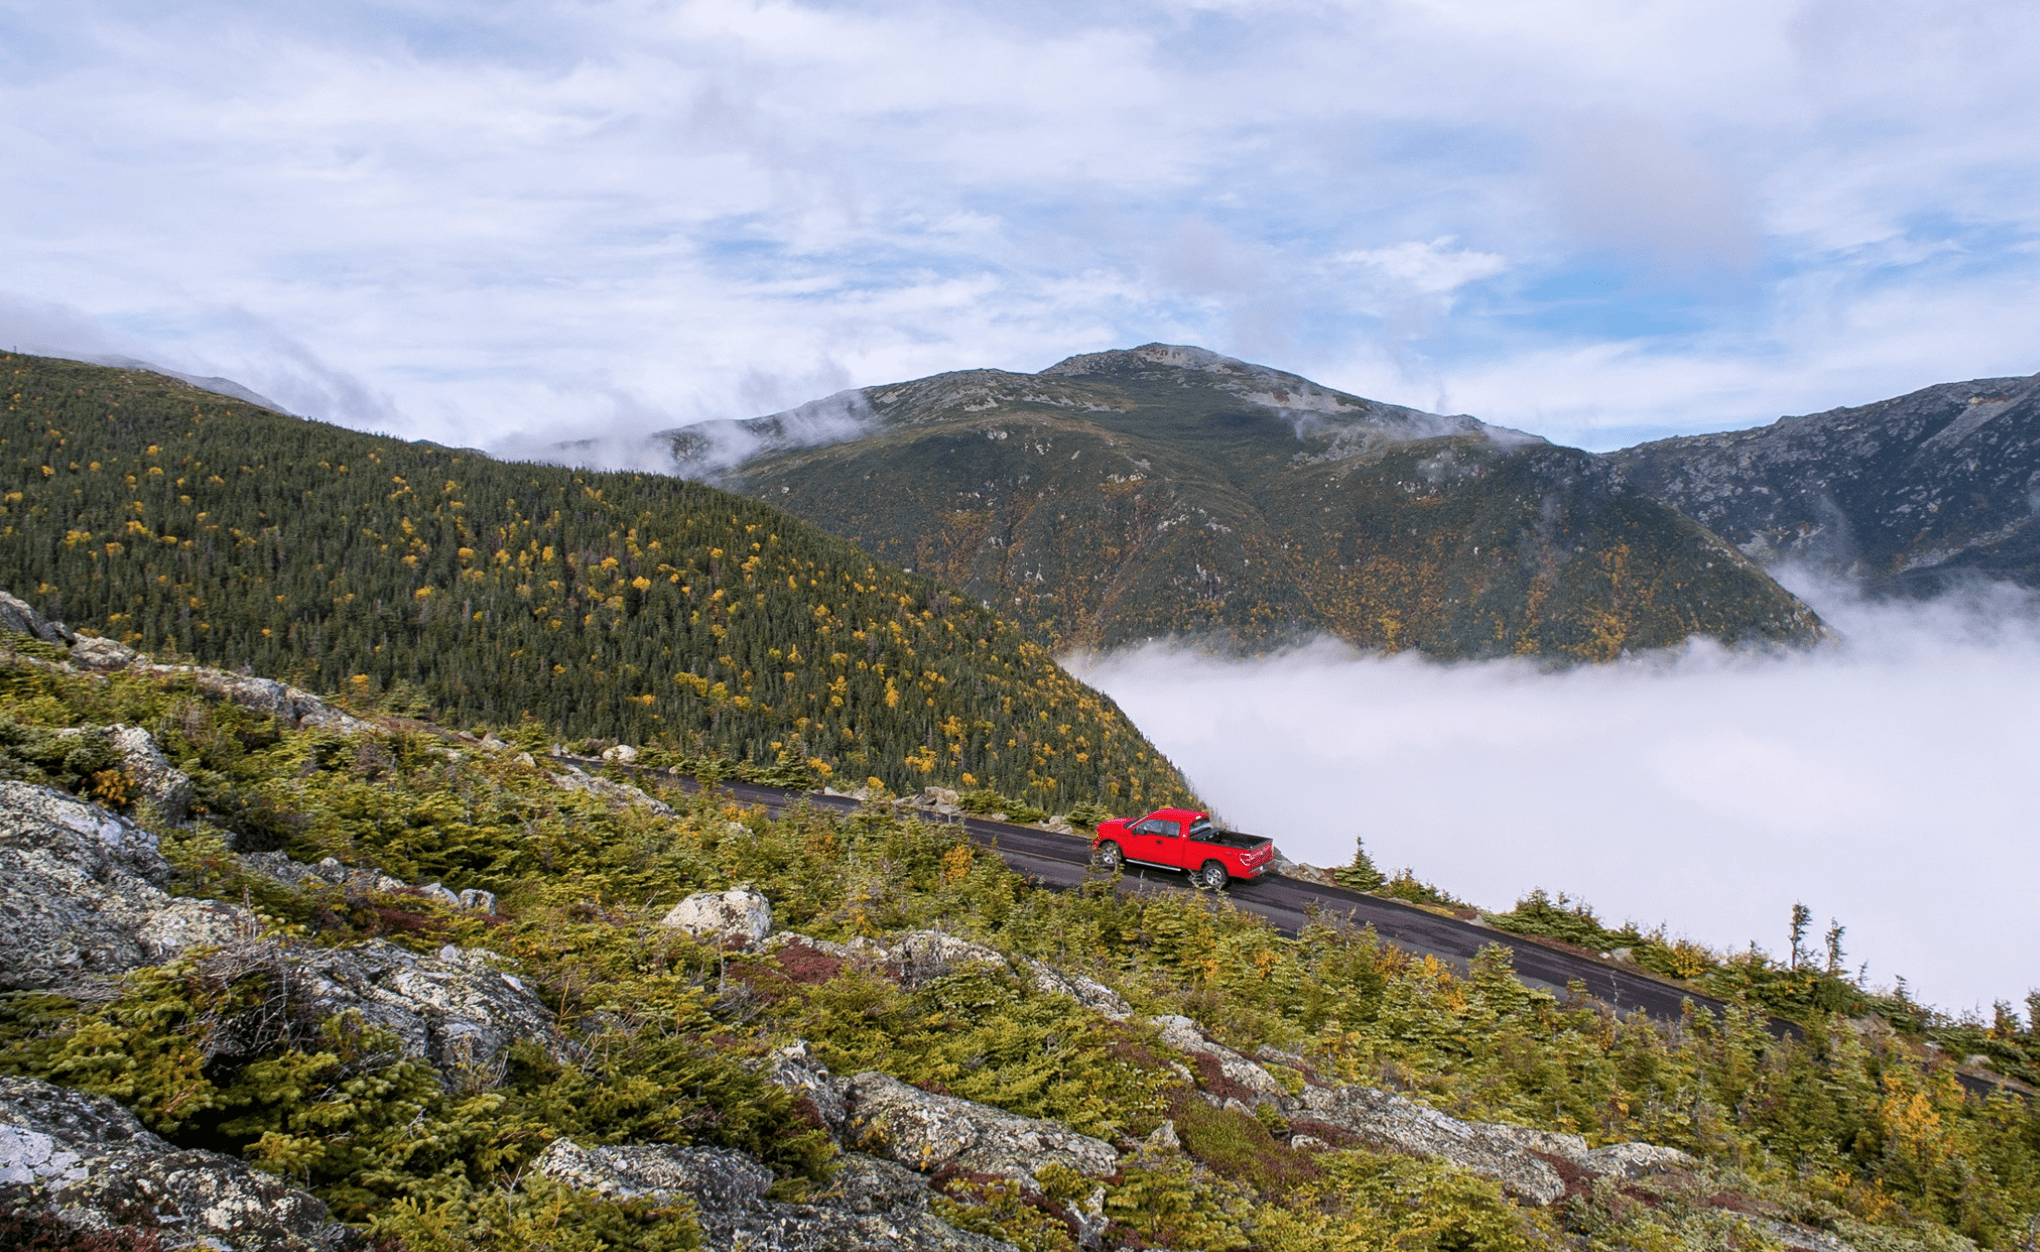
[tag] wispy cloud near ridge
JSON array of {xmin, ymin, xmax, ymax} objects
[{"xmin": 1066, "ymin": 571, "xmax": 2040, "ymax": 1016}]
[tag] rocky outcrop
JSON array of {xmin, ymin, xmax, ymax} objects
[
  {"xmin": 1581, "ymin": 1140, "xmax": 1698, "ymax": 1179},
  {"xmin": 764, "ymin": 1040, "xmax": 848, "ymax": 1135},
  {"xmin": 0, "ymin": 781, "xmax": 254, "ymax": 990},
  {"xmin": 1151, "ymin": 1015, "xmax": 1289, "ymax": 1103},
  {"xmin": 0, "ymin": 590, "xmax": 73, "ymax": 644},
  {"xmin": 553, "ymin": 763, "xmax": 675, "ymax": 815},
  {"xmin": 838, "ymin": 1071, "xmax": 1118, "ymax": 1188},
  {"xmin": 265, "ymin": 939, "xmax": 562, "ymax": 1075},
  {"xmin": 240, "ymin": 850, "xmax": 408, "ymax": 896},
  {"xmin": 535, "ymin": 1137, "xmax": 1015, "ymax": 1252},
  {"xmin": 108, "ymin": 724, "xmax": 192, "ymax": 819},
  {"xmin": 1026, "ymin": 962, "xmax": 1132, "ymax": 1021},
  {"xmin": 0, "ymin": 1075, "xmax": 353, "ymax": 1251},
  {"xmin": 887, "ymin": 930, "xmax": 1010, "ymax": 986},
  {"xmin": 237, "ymin": 851, "xmax": 496, "ymax": 912},
  {"xmin": 70, "ymin": 635, "xmax": 138, "ymax": 670},
  {"xmin": 1298, "ymin": 1083, "xmax": 1568, "ymax": 1205},
  {"xmin": 662, "ymin": 889, "xmax": 774, "ymax": 948},
  {"xmin": 152, "ymin": 666, "xmax": 372, "ymax": 734}
]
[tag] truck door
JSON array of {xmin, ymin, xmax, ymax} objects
[{"xmin": 1128, "ymin": 815, "xmax": 1180, "ymax": 865}]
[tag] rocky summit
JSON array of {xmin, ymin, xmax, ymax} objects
[
  {"xmin": 1610, "ymin": 369, "xmax": 2040, "ymax": 594},
  {"xmin": 680, "ymin": 344, "xmax": 1826, "ymax": 661}
]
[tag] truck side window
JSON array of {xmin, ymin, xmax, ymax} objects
[{"xmin": 1132, "ymin": 818, "xmax": 1166, "ymax": 835}]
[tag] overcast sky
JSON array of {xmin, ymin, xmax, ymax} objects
[{"xmin": 5, "ymin": 0, "xmax": 2040, "ymax": 450}]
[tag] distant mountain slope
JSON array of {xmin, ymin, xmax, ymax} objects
[
  {"xmin": 0, "ymin": 353, "xmax": 1192, "ymax": 809},
  {"xmin": 679, "ymin": 344, "xmax": 1825, "ymax": 661},
  {"xmin": 1610, "ymin": 370, "xmax": 2040, "ymax": 594}
]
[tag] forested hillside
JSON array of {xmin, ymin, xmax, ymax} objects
[{"xmin": 0, "ymin": 353, "xmax": 1190, "ymax": 809}]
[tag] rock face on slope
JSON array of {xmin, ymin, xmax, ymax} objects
[
  {"xmin": 678, "ymin": 344, "xmax": 1826, "ymax": 661},
  {"xmin": 535, "ymin": 1138, "xmax": 1015, "ymax": 1252},
  {"xmin": 1610, "ymin": 369, "xmax": 2040, "ymax": 594},
  {"xmin": 0, "ymin": 1075, "xmax": 354, "ymax": 1251},
  {"xmin": 837, "ymin": 1070, "xmax": 1120, "ymax": 1187},
  {"xmin": 0, "ymin": 781, "xmax": 251, "ymax": 990}
]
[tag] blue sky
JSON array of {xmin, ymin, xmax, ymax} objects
[{"xmin": 5, "ymin": 0, "xmax": 2040, "ymax": 450}]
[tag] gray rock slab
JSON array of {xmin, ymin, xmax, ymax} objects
[
  {"xmin": 554, "ymin": 765, "xmax": 675, "ymax": 815},
  {"xmin": 1297, "ymin": 1083, "xmax": 1566, "ymax": 1205},
  {"xmin": 662, "ymin": 889, "xmax": 773, "ymax": 947},
  {"xmin": 886, "ymin": 930, "xmax": 1009, "ymax": 987},
  {"xmin": 0, "ymin": 590, "xmax": 72, "ymax": 644},
  {"xmin": 264, "ymin": 939, "xmax": 562, "ymax": 1075},
  {"xmin": 0, "ymin": 781, "xmax": 253, "ymax": 990},
  {"xmin": 0, "ymin": 1075, "xmax": 352, "ymax": 1251},
  {"xmin": 108, "ymin": 725, "xmax": 192, "ymax": 819},
  {"xmin": 1026, "ymin": 962, "xmax": 1131, "ymax": 1021},
  {"xmin": 536, "ymin": 1134, "xmax": 1014, "ymax": 1252},
  {"xmin": 838, "ymin": 1070, "xmax": 1118, "ymax": 1186}
]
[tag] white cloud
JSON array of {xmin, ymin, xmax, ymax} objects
[
  {"xmin": 1332, "ymin": 239, "xmax": 1510, "ymax": 297},
  {"xmin": 1, "ymin": 1, "xmax": 2038, "ymax": 447},
  {"xmin": 1067, "ymin": 572, "xmax": 2040, "ymax": 1016}
]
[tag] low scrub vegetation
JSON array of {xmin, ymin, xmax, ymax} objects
[{"xmin": 3, "ymin": 657, "xmax": 2037, "ymax": 1250}]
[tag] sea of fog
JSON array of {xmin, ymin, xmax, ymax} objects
[{"xmin": 1066, "ymin": 572, "xmax": 2040, "ymax": 1017}]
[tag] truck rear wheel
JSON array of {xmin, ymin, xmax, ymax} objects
[
  {"xmin": 1094, "ymin": 841, "xmax": 1124, "ymax": 872},
  {"xmin": 1194, "ymin": 860, "xmax": 1228, "ymax": 891}
]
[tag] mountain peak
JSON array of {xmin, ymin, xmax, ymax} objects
[{"xmin": 1039, "ymin": 343, "xmax": 1252, "ymax": 378}]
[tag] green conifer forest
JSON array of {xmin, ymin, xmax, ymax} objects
[{"xmin": 0, "ymin": 354, "xmax": 1190, "ymax": 810}]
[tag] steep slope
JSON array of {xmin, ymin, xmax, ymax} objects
[
  {"xmin": 681, "ymin": 344, "xmax": 1825, "ymax": 661},
  {"xmin": 1610, "ymin": 370, "xmax": 2040, "ymax": 593},
  {"xmin": 4, "ymin": 629, "xmax": 2035, "ymax": 1252},
  {"xmin": 0, "ymin": 352, "xmax": 1191, "ymax": 809}
]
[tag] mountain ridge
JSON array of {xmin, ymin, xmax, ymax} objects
[
  {"xmin": 1608, "ymin": 369, "xmax": 2040, "ymax": 593},
  {"xmin": 676, "ymin": 344, "xmax": 1826, "ymax": 662}
]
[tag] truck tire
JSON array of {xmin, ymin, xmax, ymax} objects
[
  {"xmin": 1094, "ymin": 841, "xmax": 1124, "ymax": 872},
  {"xmin": 1194, "ymin": 860, "xmax": 1228, "ymax": 891}
]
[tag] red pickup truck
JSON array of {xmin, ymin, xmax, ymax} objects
[{"xmin": 1090, "ymin": 808, "xmax": 1275, "ymax": 890}]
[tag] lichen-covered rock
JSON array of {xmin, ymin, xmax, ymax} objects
[
  {"xmin": 108, "ymin": 724, "xmax": 192, "ymax": 819},
  {"xmin": 147, "ymin": 665, "xmax": 371, "ymax": 734},
  {"xmin": 886, "ymin": 930, "xmax": 1009, "ymax": 987},
  {"xmin": 764, "ymin": 1040, "xmax": 848, "ymax": 1134},
  {"xmin": 0, "ymin": 1075, "xmax": 353, "ymax": 1251},
  {"xmin": 1476, "ymin": 1124, "xmax": 1592, "ymax": 1163},
  {"xmin": 0, "ymin": 781, "xmax": 252, "ymax": 990},
  {"xmin": 1582, "ymin": 1141, "xmax": 1698, "ymax": 1179},
  {"xmin": 534, "ymin": 1137, "xmax": 773, "ymax": 1211},
  {"xmin": 535, "ymin": 1135, "xmax": 1014, "ymax": 1252},
  {"xmin": 838, "ymin": 1071, "xmax": 1118, "ymax": 1187},
  {"xmin": 554, "ymin": 764, "xmax": 675, "ymax": 815},
  {"xmin": 662, "ymin": 889, "xmax": 773, "ymax": 947},
  {"xmin": 267, "ymin": 939, "xmax": 562, "ymax": 1074},
  {"xmin": 1297, "ymin": 1083, "xmax": 1566, "ymax": 1205},
  {"xmin": 1150, "ymin": 1015, "xmax": 1287, "ymax": 1103},
  {"xmin": 69, "ymin": 635, "xmax": 138, "ymax": 669},
  {"xmin": 1026, "ymin": 962, "xmax": 1131, "ymax": 1021},
  {"xmin": 0, "ymin": 590, "xmax": 72, "ymax": 644},
  {"xmin": 1475, "ymin": 1124, "xmax": 1695, "ymax": 1181}
]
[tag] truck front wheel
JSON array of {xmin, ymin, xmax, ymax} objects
[
  {"xmin": 1094, "ymin": 841, "xmax": 1124, "ymax": 872},
  {"xmin": 1194, "ymin": 860, "xmax": 1228, "ymax": 891}
]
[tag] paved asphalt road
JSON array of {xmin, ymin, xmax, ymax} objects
[
  {"xmin": 579, "ymin": 761, "xmax": 2031, "ymax": 1099},
  {"xmin": 659, "ymin": 773, "xmax": 1732, "ymax": 1028}
]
